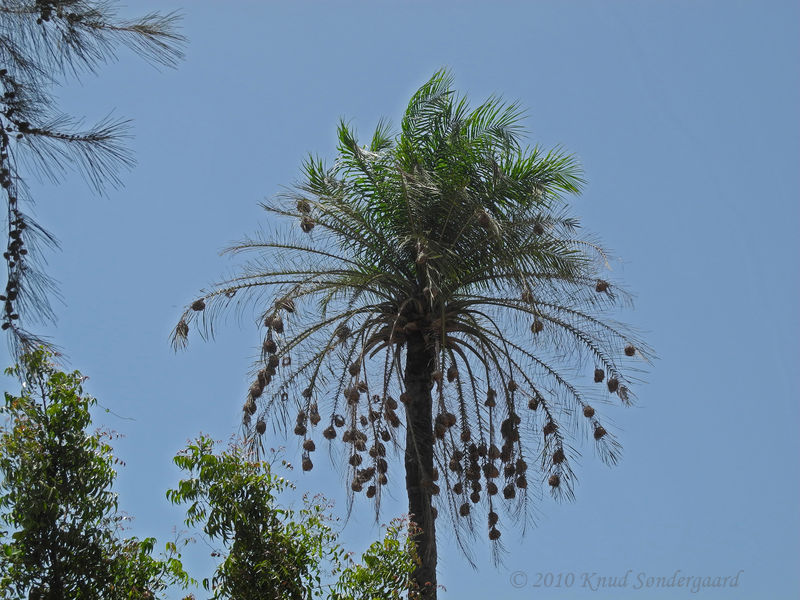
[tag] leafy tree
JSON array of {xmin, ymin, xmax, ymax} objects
[
  {"xmin": 0, "ymin": 1, "xmax": 184, "ymax": 356},
  {"xmin": 172, "ymin": 70, "xmax": 652, "ymax": 597},
  {"xmin": 168, "ymin": 435, "xmax": 418, "ymax": 599},
  {"xmin": 0, "ymin": 349, "xmax": 192, "ymax": 598}
]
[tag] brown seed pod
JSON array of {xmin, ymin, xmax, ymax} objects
[
  {"xmin": 349, "ymin": 454, "xmax": 362, "ymax": 466},
  {"xmin": 323, "ymin": 426, "xmax": 336, "ymax": 440},
  {"xmin": 296, "ymin": 198, "xmax": 311, "ymax": 213},
  {"xmin": 488, "ymin": 511, "xmax": 499, "ymax": 526},
  {"xmin": 594, "ymin": 426, "xmax": 607, "ymax": 440},
  {"xmin": 507, "ymin": 379, "xmax": 519, "ymax": 392},
  {"xmin": 548, "ymin": 474, "xmax": 560, "ymax": 488},
  {"xmin": 453, "ymin": 481, "xmax": 464, "ymax": 495},
  {"xmin": 624, "ymin": 344, "xmax": 636, "ymax": 356},
  {"xmin": 459, "ymin": 503, "xmax": 470, "ymax": 517},
  {"xmin": 531, "ymin": 319, "xmax": 544, "ymax": 334},
  {"xmin": 542, "ymin": 421, "xmax": 557, "ymax": 436},
  {"xmin": 487, "ymin": 481, "xmax": 498, "ymax": 495},
  {"xmin": 595, "ymin": 280, "xmax": 609, "ymax": 293},
  {"xmin": 594, "ymin": 368, "xmax": 605, "ymax": 383},
  {"xmin": 294, "ymin": 423, "xmax": 307, "ymax": 436},
  {"xmin": 303, "ymin": 439, "xmax": 316, "ymax": 452},
  {"xmin": 447, "ymin": 364, "xmax": 458, "ymax": 382},
  {"xmin": 366, "ymin": 485, "xmax": 376, "ymax": 499},
  {"xmin": 503, "ymin": 484, "xmax": 516, "ymax": 499},
  {"xmin": 191, "ymin": 299, "xmax": 206, "ymax": 311},
  {"xmin": 470, "ymin": 490, "xmax": 481, "ymax": 503},
  {"xmin": 489, "ymin": 527, "xmax": 501, "ymax": 541},
  {"xmin": 516, "ymin": 475, "xmax": 528, "ymax": 489},
  {"xmin": 552, "ymin": 448, "xmax": 565, "ymax": 464},
  {"xmin": 528, "ymin": 397, "xmax": 540, "ymax": 410},
  {"xmin": 300, "ymin": 216, "xmax": 315, "ymax": 233},
  {"xmin": 606, "ymin": 377, "xmax": 619, "ymax": 393},
  {"xmin": 255, "ymin": 420, "xmax": 266, "ymax": 435},
  {"xmin": 333, "ymin": 414, "xmax": 346, "ymax": 428},
  {"xmin": 263, "ymin": 338, "xmax": 277, "ymax": 354},
  {"xmin": 302, "ymin": 456, "xmax": 313, "ymax": 471}
]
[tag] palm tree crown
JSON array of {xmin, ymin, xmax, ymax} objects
[{"xmin": 173, "ymin": 70, "xmax": 651, "ymax": 597}]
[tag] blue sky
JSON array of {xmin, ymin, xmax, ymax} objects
[{"xmin": 2, "ymin": 1, "xmax": 798, "ymax": 598}]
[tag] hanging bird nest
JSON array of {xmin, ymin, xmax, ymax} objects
[
  {"xmin": 294, "ymin": 424, "xmax": 307, "ymax": 436},
  {"xmin": 594, "ymin": 426, "xmax": 607, "ymax": 440},
  {"xmin": 446, "ymin": 364, "xmax": 458, "ymax": 382},
  {"xmin": 594, "ymin": 368, "xmax": 605, "ymax": 383},
  {"xmin": 303, "ymin": 439, "xmax": 316, "ymax": 452},
  {"xmin": 376, "ymin": 458, "xmax": 388, "ymax": 474},
  {"xmin": 271, "ymin": 316, "xmax": 284, "ymax": 334},
  {"xmin": 277, "ymin": 298, "xmax": 296, "ymax": 313},
  {"xmin": 296, "ymin": 198, "xmax": 311, "ymax": 213},
  {"xmin": 552, "ymin": 448, "xmax": 565, "ymax": 464},
  {"xmin": 595, "ymin": 280, "xmax": 609, "ymax": 293},
  {"xmin": 489, "ymin": 527, "xmax": 501, "ymax": 541},
  {"xmin": 349, "ymin": 454, "xmax": 362, "ymax": 467},
  {"xmin": 516, "ymin": 475, "xmax": 528, "ymax": 489},
  {"xmin": 262, "ymin": 338, "xmax": 277, "ymax": 354},
  {"xmin": 470, "ymin": 490, "xmax": 481, "ymax": 503},
  {"xmin": 533, "ymin": 222, "xmax": 545, "ymax": 235},
  {"xmin": 300, "ymin": 216, "xmax": 315, "ymax": 233},
  {"xmin": 531, "ymin": 319, "xmax": 544, "ymax": 334},
  {"xmin": 507, "ymin": 379, "xmax": 519, "ymax": 392},
  {"xmin": 191, "ymin": 298, "xmax": 205, "ymax": 311},
  {"xmin": 302, "ymin": 456, "xmax": 313, "ymax": 471},
  {"xmin": 487, "ymin": 481, "xmax": 499, "ymax": 495},
  {"xmin": 548, "ymin": 474, "xmax": 560, "ymax": 487},
  {"xmin": 366, "ymin": 485, "xmax": 376, "ymax": 499},
  {"xmin": 255, "ymin": 420, "xmax": 266, "ymax": 435},
  {"xmin": 453, "ymin": 481, "xmax": 464, "ymax": 495},
  {"xmin": 333, "ymin": 414, "xmax": 345, "ymax": 428},
  {"xmin": 542, "ymin": 421, "xmax": 557, "ymax": 436},
  {"xmin": 477, "ymin": 210, "xmax": 491, "ymax": 228},
  {"xmin": 488, "ymin": 511, "xmax": 499, "ymax": 526},
  {"xmin": 502, "ymin": 484, "xmax": 516, "ymax": 499},
  {"xmin": 323, "ymin": 426, "xmax": 336, "ymax": 440},
  {"xmin": 351, "ymin": 480, "xmax": 363, "ymax": 492},
  {"xmin": 386, "ymin": 396, "xmax": 398, "ymax": 410},
  {"xmin": 583, "ymin": 405, "xmax": 596, "ymax": 418},
  {"xmin": 606, "ymin": 378, "xmax": 619, "ymax": 393},
  {"xmin": 624, "ymin": 344, "xmax": 636, "ymax": 356},
  {"xmin": 459, "ymin": 503, "xmax": 470, "ymax": 517}
]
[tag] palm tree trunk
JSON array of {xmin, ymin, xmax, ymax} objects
[{"xmin": 403, "ymin": 329, "xmax": 437, "ymax": 599}]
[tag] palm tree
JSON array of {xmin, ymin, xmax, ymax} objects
[{"xmin": 172, "ymin": 70, "xmax": 651, "ymax": 598}]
